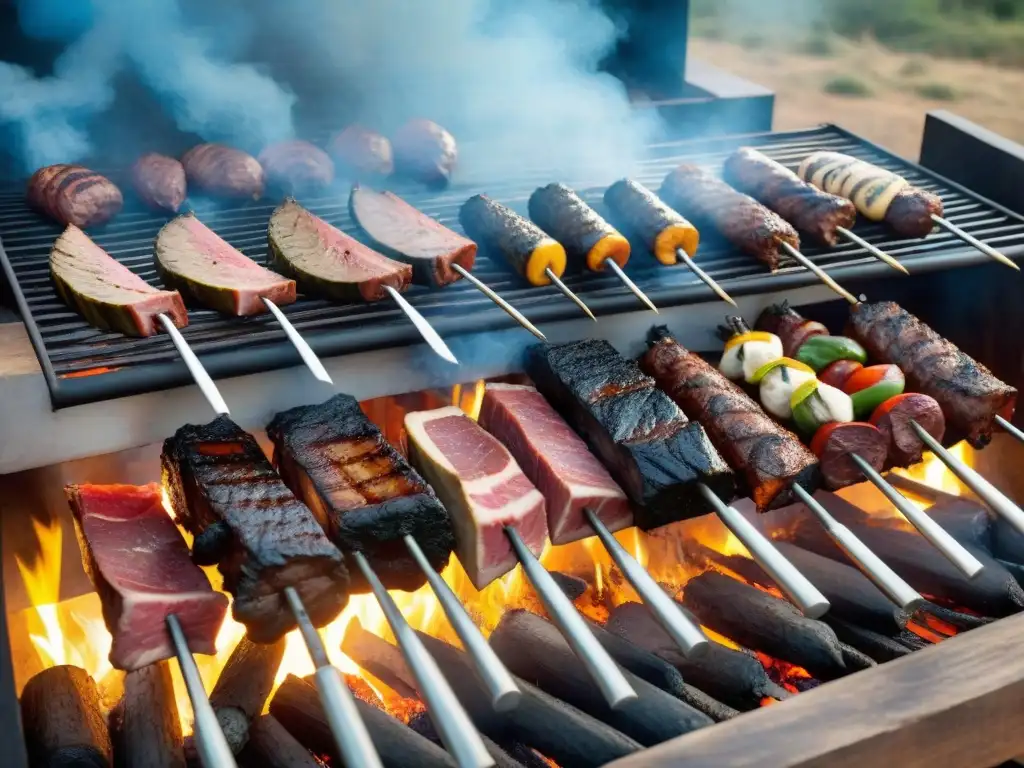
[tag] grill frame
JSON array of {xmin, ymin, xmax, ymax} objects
[{"xmin": 3, "ymin": 123, "xmax": 1024, "ymax": 409}]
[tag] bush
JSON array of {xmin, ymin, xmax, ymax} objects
[
  {"xmin": 914, "ymin": 82, "xmax": 959, "ymax": 100},
  {"xmin": 823, "ymin": 75, "xmax": 874, "ymax": 97},
  {"xmin": 898, "ymin": 58, "xmax": 929, "ymax": 77},
  {"xmin": 800, "ymin": 33, "xmax": 838, "ymax": 57}
]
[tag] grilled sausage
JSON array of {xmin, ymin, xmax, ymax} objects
[
  {"xmin": 392, "ymin": 119, "xmax": 457, "ymax": 189},
  {"xmin": 258, "ymin": 140, "xmax": 334, "ymax": 194},
  {"xmin": 870, "ymin": 393, "xmax": 946, "ymax": 468},
  {"xmin": 459, "ymin": 194, "xmax": 566, "ymax": 286},
  {"xmin": 132, "ymin": 153, "xmax": 187, "ymax": 213},
  {"xmin": 641, "ymin": 329, "xmax": 820, "ymax": 512},
  {"xmin": 810, "ymin": 421, "xmax": 887, "ymax": 490},
  {"xmin": 328, "ymin": 126, "xmax": 394, "ymax": 176},
  {"xmin": 886, "ymin": 188, "xmax": 943, "ymax": 238},
  {"xmin": 723, "ymin": 148, "xmax": 856, "ymax": 246},
  {"xmin": 847, "ymin": 301, "xmax": 1016, "ymax": 448},
  {"xmin": 603, "ymin": 179, "xmax": 698, "ymax": 265},
  {"xmin": 660, "ymin": 164, "xmax": 798, "ymax": 270},
  {"xmin": 181, "ymin": 143, "xmax": 264, "ymax": 200},
  {"xmin": 529, "ymin": 183, "xmax": 630, "ymax": 273},
  {"xmin": 755, "ymin": 302, "xmax": 829, "ymax": 358},
  {"xmin": 27, "ymin": 164, "xmax": 123, "ymax": 227}
]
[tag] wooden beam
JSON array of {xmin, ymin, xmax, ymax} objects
[{"xmin": 603, "ymin": 612, "xmax": 1024, "ymax": 768}]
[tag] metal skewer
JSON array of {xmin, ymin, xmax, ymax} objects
[
  {"xmin": 166, "ymin": 614, "xmax": 238, "ymax": 768},
  {"xmin": 282, "ymin": 587, "xmax": 384, "ymax": 768},
  {"xmin": 848, "ymin": 454, "xmax": 984, "ymax": 578},
  {"xmin": 676, "ymin": 248, "xmax": 737, "ymax": 307},
  {"xmin": 261, "ymin": 298, "xmax": 333, "ymax": 384},
  {"xmin": 792, "ymin": 485, "xmax": 925, "ymax": 610},
  {"xmin": 506, "ymin": 526, "xmax": 638, "ymax": 708},
  {"xmin": 157, "ymin": 314, "xmax": 230, "ymax": 416},
  {"xmin": 835, "ymin": 226, "xmax": 909, "ymax": 275},
  {"xmin": 780, "ymin": 242, "xmax": 860, "ymax": 305},
  {"xmin": 382, "ymin": 285, "xmax": 459, "ymax": 365},
  {"xmin": 911, "ymin": 420, "xmax": 1024, "ymax": 536},
  {"xmin": 697, "ymin": 484, "xmax": 830, "ymax": 618},
  {"xmin": 353, "ymin": 553, "xmax": 494, "ymax": 768},
  {"xmin": 404, "ymin": 535, "xmax": 521, "ymax": 711},
  {"xmin": 603, "ymin": 260, "xmax": 659, "ymax": 313},
  {"xmin": 931, "ymin": 215, "xmax": 1019, "ymax": 271},
  {"xmin": 996, "ymin": 415, "xmax": 1024, "ymax": 445},
  {"xmin": 544, "ymin": 267, "xmax": 596, "ymax": 321},
  {"xmin": 450, "ymin": 264, "xmax": 546, "ymax": 340},
  {"xmin": 585, "ymin": 509, "xmax": 708, "ymax": 656}
]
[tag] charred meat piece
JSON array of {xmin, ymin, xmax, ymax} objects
[
  {"xmin": 269, "ymin": 198, "xmax": 412, "ymax": 302},
  {"xmin": 329, "ymin": 126, "xmax": 394, "ymax": 176},
  {"xmin": 391, "ymin": 119, "xmax": 457, "ymax": 188},
  {"xmin": 161, "ymin": 416, "xmax": 349, "ymax": 642},
  {"xmin": 27, "ymin": 163, "xmax": 123, "ymax": 228},
  {"xmin": 132, "ymin": 153, "xmax": 187, "ymax": 213},
  {"xmin": 723, "ymin": 148, "xmax": 856, "ymax": 247},
  {"xmin": 66, "ymin": 483, "xmax": 228, "ymax": 671},
  {"xmin": 641, "ymin": 329, "xmax": 819, "ymax": 512},
  {"xmin": 258, "ymin": 140, "xmax": 335, "ymax": 194},
  {"xmin": 755, "ymin": 302, "xmax": 829, "ymax": 358},
  {"xmin": 603, "ymin": 179, "xmax": 699, "ymax": 265},
  {"xmin": 181, "ymin": 143, "xmax": 265, "ymax": 200},
  {"xmin": 349, "ymin": 185, "xmax": 476, "ymax": 287},
  {"xmin": 479, "ymin": 383, "xmax": 633, "ymax": 544},
  {"xmin": 660, "ymin": 164, "xmax": 798, "ymax": 271},
  {"xmin": 528, "ymin": 183, "xmax": 631, "ymax": 273},
  {"xmin": 268, "ymin": 394, "xmax": 455, "ymax": 592},
  {"xmin": 155, "ymin": 213, "xmax": 296, "ymax": 315},
  {"xmin": 52, "ymin": 224, "xmax": 187, "ymax": 336},
  {"xmin": 405, "ymin": 406, "xmax": 548, "ymax": 589},
  {"xmin": 528, "ymin": 339, "xmax": 736, "ymax": 529}
]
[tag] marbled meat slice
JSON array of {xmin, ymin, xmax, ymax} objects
[
  {"xmin": 267, "ymin": 393, "xmax": 455, "ymax": 592},
  {"xmin": 269, "ymin": 198, "xmax": 412, "ymax": 302},
  {"xmin": 52, "ymin": 224, "xmax": 188, "ymax": 336},
  {"xmin": 479, "ymin": 383, "xmax": 632, "ymax": 544},
  {"xmin": 528, "ymin": 340, "xmax": 736, "ymax": 530},
  {"xmin": 66, "ymin": 483, "xmax": 228, "ymax": 671},
  {"xmin": 405, "ymin": 406, "xmax": 548, "ymax": 589},
  {"xmin": 161, "ymin": 416, "xmax": 349, "ymax": 643},
  {"xmin": 155, "ymin": 213, "xmax": 296, "ymax": 316}
]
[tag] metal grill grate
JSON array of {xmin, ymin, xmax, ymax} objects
[{"xmin": 3, "ymin": 124, "xmax": 1024, "ymax": 408}]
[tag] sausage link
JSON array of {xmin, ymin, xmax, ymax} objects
[
  {"xmin": 529, "ymin": 183, "xmax": 630, "ymax": 273},
  {"xmin": 603, "ymin": 179, "xmax": 698, "ymax": 265},
  {"xmin": 27, "ymin": 164, "xmax": 123, "ymax": 228}
]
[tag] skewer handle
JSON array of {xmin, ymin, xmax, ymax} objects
[
  {"xmin": 450, "ymin": 264, "xmax": 546, "ymax": 340},
  {"xmin": 603, "ymin": 260, "xmax": 659, "ymax": 313},
  {"xmin": 834, "ymin": 227, "xmax": 909, "ymax": 275},
  {"xmin": 675, "ymin": 248, "xmax": 737, "ymax": 307},
  {"xmin": 544, "ymin": 267, "xmax": 597, "ymax": 321},
  {"xmin": 404, "ymin": 535, "xmax": 521, "ymax": 711},
  {"xmin": 262, "ymin": 298, "xmax": 333, "ymax": 384},
  {"xmin": 505, "ymin": 526, "xmax": 638, "ymax": 709},
  {"xmin": 353, "ymin": 553, "xmax": 494, "ymax": 768},
  {"xmin": 779, "ymin": 242, "xmax": 860, "ymax": 305},
  {"xmin": 792, "ymin": 485, "xmax": 924, "ymax": 611},
  {"xmin": 382, "ymin": 285, "xmax": 459, "ymax": 365},
  {"xmin": 697, "ymin": 484, "xmax": 830, "ymax": 618},
  {"xmin": 166, "ymin": 615, "xmax": 238, "ymax": 768},
  {"xmin": 996, "ymin": 415, "xmax": 1024, "ymax": 445},
  {"xmin": 585, "ymin": 510, "xmax": 708, "ymax": 657},
  {"xmin": 931, "ymin": 215, "xmax": 1019, "ymax": 271},
  {"xmin": 158, "ymin": 314, "xmax": 230, "ymax": 416}
]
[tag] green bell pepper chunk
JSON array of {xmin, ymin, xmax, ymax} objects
[
  {"xmin": 794, "ymin": 335, "xmax": 868, "ymax": 372},
  {"xmin": 850, "ymin": 379, "xmax": 906, "ymax": 419}
]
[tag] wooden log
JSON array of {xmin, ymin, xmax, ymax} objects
[
  {"xmin": 408, "ymin": 712, "xmax": 526, "ymax": 768},
  {"xmin": 238, "ymin": 715, "xmax": 324, "ymax": 768},
  {"xmin": 605, "ymin": 602, "xmax": 789, "ymax": 711},
  {"xmin": 823, "ymin": 617, "xmax": 915, "ymax": 663},
  {"xmin": 20, "ymin": 665, "xmax": 112, "ymax": 768},
  {"xmin": 109, "ymin": 661, "xmax": 184, "ymax": 768},
  {"xmin": 680, "ymin": 571, "xmax": 849, "ymax": 680},
  {"xmin": 270, "ymin": 675, "xmax": 456, "ymax": 768},
  {"xmin": 490, "ymin": 609, "xmax": 713, "ymax": 746}
]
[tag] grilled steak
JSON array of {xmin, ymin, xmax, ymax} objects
[
  {"xmin": 132, "ymin": 153, "xmax": 187, "ymax": 213},
  {"xmin": 269, "ymin": 198, "xmax": 412, "ymax": 302},
  {"xmin": 528, "ymin": 340, "xmax": 736, "ymax": 529},
  {"xmin": 349, "ymin": 185, "xmax": 476, "ymax": 287},
  {"xmin": 405, "ymin": 406, "xmax": 548, "ymax": 589},
  {"xmin": 258, "ymin": 140, "xmax": 335, "ymax": 194},
  {"xmin": 848, "ymin": 301, "xmax": 1017, "ymax": 447},
  {"xmin": 27, "ymin": 163, "xmax": 123, "ymax": 228},
  {"xmin": 181, "ymin": 143, "xmax": 265, "ymax": 200},
  {"xmin": 479, "ymin": 383, "xmax": 632, "ymax": 544},
  {"xmin": 155, "ymin": 213, "xmax": 296, "ymax": 315},
  {"xmin": 660, "ymin": 164, "xmax": 799, "ymax": 271},
  {"xmin": 162, "ymin": 416, "xmax": 349, "ymax": 642},
  {"xmin": 328, "ymin": 126, "xmax": 394, "ymax": 176},
  {"xmin": 268, "ymin": 394, "xmax": 455, "ymax": 592},
  {"xmin": 391, "ymin": 119, "xmax": 457, "ymax": 189},
  {"xmin": 603, "ymin": 179, "xmax": 699, "ymax": 265},
  {"xmin": 52, "ymin": 224, "xmax": 187, "ymax": 336},
  {"xmin": 528, "ymin": 183, "xmax": 631, "ymax": 273},
  {"xmin": 66, "ymin": 483, "xmax": 228, "ymax": 671},
  {"xmin": 641, "ymin": 329, "xmax": 819, "ymax": 512}
]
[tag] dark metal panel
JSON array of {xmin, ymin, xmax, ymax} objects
[{"xmin": 0, "ymin": 539, "xmax": 28, "ymax": 768}]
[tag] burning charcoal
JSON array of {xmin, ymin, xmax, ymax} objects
[
  {"xmin": 839, "ymin": 644, "xmax": 876, "ymax": 672},
  {"xmin": 916, "ymin": 602, "xmax": 993, "ymax": 632},
  {"xmin": 328, "ymin": 126, "xmax": 394, "ymax": 176},
  {"xmin": 549, "ymin": 570, "xmax": 589, "ymax": 601},
  {"xmin": 993, "ymin": 516, "xmax": 1024, "ymax": 566},
  {"xmin": 20, "ymin": 665, "xmax": 113, "ymax": 768},
  {"xmin": 110, "ymin": 661, "xmax": 184, "ymax": 768},
  {"xmin": 926, "ymin": 497, "xmax": 994, "ymax": 551},
  {"xmin": 408, "ymin": 713, "xmax": 528, "ymax": 768},
  {"xmin": 391, "ymin": 119, "xmax": 457, "ymax": 189},
  {"xmin": 207, "ymin": 636, "xmax": 287, "ymax": 754},
  {"xmin": 824, "ymin": 617, "xmax": 917, "ymax": 663},
  {"xmin": 239, "ymin": 715, "xmax": 324, "ymax": 767}
]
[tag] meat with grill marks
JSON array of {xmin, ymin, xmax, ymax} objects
[
  {"xmin": 267, "ymin": 394, "xmax": 455, "ymax": 593},
  {"xmin": 723, "ymin": 148, "xmax": 856, "ymax": 247},
  {"xmin": 28, "ymin": 164, "xmax": 123, "ymax": 227},
  {"xmin": 641, "ymin": 328, "xmax": 820, "ymax": 512},
  {"xmin": 132, "ymin": 153, "xmax": 187, "ymax": 213},
  {"xmin": 847, "ymin": 301, "xmax": 1017, "ymax": 448},
  {"xmin": 181, "ymin": 143, "xmax": 265, "ymax": 200},
  {"xmin": 161, "ymin": 416, "xmax": 349, "ymax": 642},
  {"xmin": 660, "ymin": 164, "xmax": 798, "ymax": 270}
]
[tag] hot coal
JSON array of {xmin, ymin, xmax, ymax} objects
[
  {"xmin": 408, "ymin": 713, "xmax": 529, "ymax": 768},
  {"xmin": 238, "ymin": 715, "xmax": 324, "ymax": 768},
  {"xmin": 110, "ymin": 661, "xmax": 184, "ymax": 768},
  {"xmin": 917, "ymin": 602, "xmax": 993, "ymax": 632},
  {"xmin": 20, "ymin": 665, "xmax": 112, "ymax": 768},
  {"xmin": 207, "ymin": 636, "xmax": 286, "ymax": 754},
  {"xmin": 549, "ymin": 571, "xmax": 589, "ymax": 601},
  {"xmin": 823, "ymin": 617, "xmax": 917, "ymax": 663}
]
